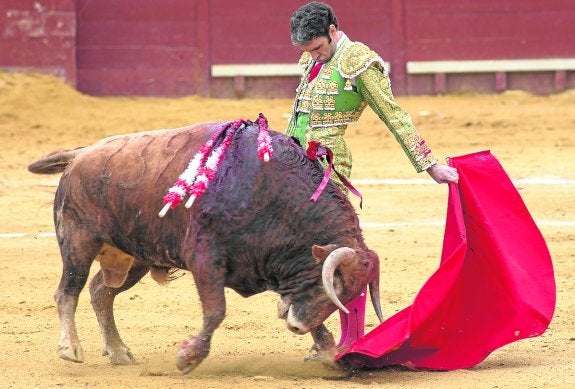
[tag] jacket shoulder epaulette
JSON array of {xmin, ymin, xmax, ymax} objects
[
  {"xmin": 338, "ymin": 41, "xmax": 386, "ymax": 79},
  {"xmin": 298, "ymin": 52, "xmax": 313, "ymax": 68}
]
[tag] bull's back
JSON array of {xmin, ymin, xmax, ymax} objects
[
  {"xmin": 54, "ymin": 123, "xmax": 219, "ymax": 257},
  {"xmin": 64, "ymin": 123, "xmax": 215, "ymax": 200}
]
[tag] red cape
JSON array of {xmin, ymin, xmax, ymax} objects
[{"xmin": 337, "ymin": 151, "xmax": 556, "ymax": 370}]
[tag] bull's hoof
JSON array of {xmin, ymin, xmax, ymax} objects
[
  {"xmin": 303, "ymin": 344, "xmax": 340, "ymax": 369},
  {"xmin": 103, "ymin": 346, "xmax": 137, "ymax": 365},
  {"xmin": 304, "ymin": 347, "xmax": 338, "ymax": 368},
  {"xmin": 176, "ymin": 359, "xmax": 197, "ymax": 374},
  {"xmin": 175, "ymin": 337, "xmax": 209, "ymax": 374},
  {"xmin": 57, "ymin": 344, "xmax": 84, "ymax": 363}
]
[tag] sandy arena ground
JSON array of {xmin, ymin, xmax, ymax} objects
[{"xmin": 0, "ymin": 73, "xmax": 574, "ymax": 388}]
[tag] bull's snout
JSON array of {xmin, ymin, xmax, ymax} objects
[
  {"xmin": 286, "ymin": 306, "xmax": 309, "ymax": 335},
  {"xmin": 287, "ymin": 323, "xmax": 306, "ymax": 335}
]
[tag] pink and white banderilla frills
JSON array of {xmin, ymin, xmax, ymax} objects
[{"xmin": 158, "ymin": 113, "xmax": 273, "ymax": 217}]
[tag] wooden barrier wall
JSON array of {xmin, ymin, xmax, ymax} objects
[
  {"xmin": 0, "ymin": 0, "xmax": 76, "ymax": 86},
  {"xmin": 1, "ymin": 0, "xmax": 574, "ymax": 97}
]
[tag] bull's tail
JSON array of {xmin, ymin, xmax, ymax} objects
[{"xmin": 27, "ymin": 147, "xmax": 84, "ymax": 174}]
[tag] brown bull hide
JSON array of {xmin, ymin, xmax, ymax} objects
[{"xmin": 28, "ymin": 119, "xmax": 381, "ymax": 373}]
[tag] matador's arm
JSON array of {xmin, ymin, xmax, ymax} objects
[
  {"xmin": 338, "ymin": 42, "xmax": 437, "ymax": 172},
  {"xmin": 357, "ymin": 65, "xmax": 437, "ymax": 172}
]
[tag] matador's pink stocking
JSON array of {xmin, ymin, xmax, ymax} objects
[{"xmin": 336, "ymin": 289, "xmax": 366, "ymax": 350}]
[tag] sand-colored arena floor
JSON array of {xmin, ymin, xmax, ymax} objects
[{"xmin": 0, "ymin": 73, "xmax": 573, "ymax": 388}]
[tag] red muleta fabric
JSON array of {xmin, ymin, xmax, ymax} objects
[{"xmin": 336, "ymin": 150, "xmax": 556, "ymax": 370}]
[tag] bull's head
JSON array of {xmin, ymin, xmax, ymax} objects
[{"xmin": 280, "ymin": 244, "xmax": 382, "ymax": 335}]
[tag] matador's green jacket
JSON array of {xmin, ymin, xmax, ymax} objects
[{"xmin": 286, "ymin": 34, "xmax": 436, "ymax": 186}]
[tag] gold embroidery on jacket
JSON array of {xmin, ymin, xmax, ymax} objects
[
  {"xmin": 326, "ymin": 81, "xmax": 339, "ymax": 95},
  {"xmin": 321, "ymin": 66, "xmax": 333, "ymax": 79},
  {"xmin": 315, "ymin": 79, "xmax": 327, "ymax": 95},
  {"xmin": 312, "ymin": 95, "xmax": 324, "ymax": 111},
  {"xmin": 323, "ymin": 96, "xmax": 336, "ymax": 111},
  {"xmin": 344, "ymin": 79, "xmax": 353, "ymax": 91},
  {"xmin": 299, "ymin": 99, "xmax": 311, "ymax": 113}
]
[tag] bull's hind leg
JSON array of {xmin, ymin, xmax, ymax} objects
[
  {"xmin": 89, "ymin": 255, "xmax": 149, "ymax": 365},
  {"xmin": 54, "ymin": 234, "xmax": 101, "ymax": 363}
]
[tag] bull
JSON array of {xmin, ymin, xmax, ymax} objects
[{"xmin": 28, "ymin": 118, "xmax": 382, "ymax": 373}]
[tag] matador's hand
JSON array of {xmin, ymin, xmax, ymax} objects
[{"xmin": 426, "ymin": 163, "xmax": 459, "ymax": 184}]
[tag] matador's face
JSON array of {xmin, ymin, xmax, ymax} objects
[{"xmin": 296, "ymin": 24, "xmax": 340, "ymax": 64}]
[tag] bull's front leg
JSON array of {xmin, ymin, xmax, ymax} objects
[
  {"xmin": 176, "ymin": 250, "xmax": 227, "ymax": 374},
  {"xmin": 307, "ymin": 324, "xmax": 338, "ymax": 366}
]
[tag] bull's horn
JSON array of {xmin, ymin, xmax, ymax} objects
[
  {"xmin": 321, "ymin": 247, "xmax": 355, "ymax": 314},
  {"xmin": 369, "ymin": 272, "xmax": 384, "ymax": 322}
]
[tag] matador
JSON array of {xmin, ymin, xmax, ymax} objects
[{"xmin": 286, "ymin": 34, "xmax": 437, "ymax": 188}]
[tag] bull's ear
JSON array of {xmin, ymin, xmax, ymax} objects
[{"xmin": 311, "ymin": 244, "xmax": 339, "ymax": 262}]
